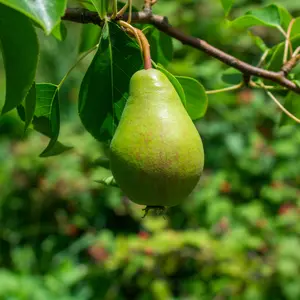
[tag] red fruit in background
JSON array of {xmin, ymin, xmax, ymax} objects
[
  {"xmin": 219, "ymin": 217, "xmax": 229, "ymax": 231},
  {"xmin": 237, "ymin": 89, "xmax": 253, "ymax": 105},
  {"xmin": 271, "ymin": 181, "xmax": 284, "ymax": 189},
  {"xmin": 64, "ymin": 224, "xmax": 79, "ymax": 237},
  {"xmin": 88, "ymin": 245, "xmax": 109, "ymax": 262},
  {"xmin": 38, "ymin": 177, "xmax": 49, "ymax": 191},
  {"xmin": 264, "ymin": 146, "xmax": 275, "ymax": 156},
  {"xmin": 213, "ymin": 217, "xmax": 230, "ymax": 235},
  {"xmin": 278, "ymin": 203, "xmax": 296, "ymax": 215},
  {"xmin": 66, "ymin": 201, "xmax": 77, "ymax": 213},
  {"xmin": 255, "ymin": 219, "xmax": 267, "ymax": 229},
  {"xmin": 144, "ymin": 247, "xmax": 153, "ymax": 256},
  {"xmin": 138, "ymin": 231, "xmax": 150, "ymax": 240},
  {"xmin": 220, "ymin": 181, "xmax": 231, "ymax": 194},
  {"xmin": 13, "ymin": 171, "xmax": 30, "ymax": 189},
  {"xmin": 258, "ymin": 244, "xmax": 268, "ymax": 254}
]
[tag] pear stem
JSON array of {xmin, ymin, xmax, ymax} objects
[
  {"xmin": 136, "ymin": 29, "xmax": 152, "ymax": 70},
  {"xmin": 118, "ymin": 20, "xmax": 143, "ymax": 50},
  {"xmin": 118, "ymin": 21, "xmax": 152, "ymax": 70}
]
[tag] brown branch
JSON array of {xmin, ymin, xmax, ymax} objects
[
  {"xmin": 62, "ymin": 8, "xmax": 300, "ymax": 94},
  {"xmin": 280, "ymin": 48, "xmax": 300, "ymax": 77},
  {"xmin": 62, "ymin": 8, "xmax": 103, "ymax": 25},
  {"xmin": 280, "ymin": 54, "xmax": 300, "ymax": 77}
]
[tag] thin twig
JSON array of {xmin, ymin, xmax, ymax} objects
[
  {"xmin": 267, "ymin": 91, "xmax": 300, "ymax": 123},
  {"xmin": 61, "ymin": 8, "xmax": 300, "ymax": 94},
  {"xmin": 277, "ymin": 26, "xmax": 287, "ymax": 39},
  {"xmin": 292, "ymin": 47, "xmax": 300, "ymax": 57},
  {"xmin": 280, "ymin": 45, "xmax": 300, "ymax": 76},
  {"xmin": 143, "ymin": 0, "xmax": 152, "ymax": 12},
  {"xmin": 257, "ymin": 50, "xmax": 269, "ymax": 68},
  {"xmin": 143, "ymin": 0, "xmax": 157, "ymax": 13},
  {"xmin": 249, "ymin": 81, "xmax": 287, "ymax": 91},
  {"xmin": 261, "ymin": 84, "xmax": 300, "ymax": 123},
  {"xmin": 283, "ymin": 19, "xmax": 295, "ymax": 64},
  {"xmin": 57, "ymin": 44, "xmax": 98, "ymax": 89},
  {"xmin": 206, "ymin": 83, "xmax": 243, "ymax": 94}
]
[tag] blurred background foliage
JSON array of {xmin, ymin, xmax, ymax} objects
[{"xmin": 1, "ymin": 0, "xmax": 300, "ymax": 299}]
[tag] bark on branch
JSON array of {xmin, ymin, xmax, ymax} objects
[{"xmin": 62, "ymin": 8, "xmax": 300, "ymax": 94}]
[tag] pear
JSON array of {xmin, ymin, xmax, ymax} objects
[{"xmin": 110, "ymin": 68, "xmax": 204, "ymax": 207}]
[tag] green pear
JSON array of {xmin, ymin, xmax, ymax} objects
[{"xmin": 110, "ymin": 68, "xmax": 204, "ymax": 207}]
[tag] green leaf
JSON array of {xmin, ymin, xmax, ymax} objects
[
  {"xmin": 220, "ymin": 0, "xmax": 234, "ymax": 16},
  {"xmin": 278, "ymin": 5, "xmax": 293, "ymax": 31},
  {"xmin": 290, "ymin": 18, "xmax": 300, "ymax": 38},
  {"xmin": 0, "ymin": 4, "xmax": 39, "ymax": 115},
  {"xmin": 221, "ymin": 68, "xmax": 243, "ymax": 84},
  {"xmin": 17, "ymin": 84, "xmax": 71, "ymax": 156},
  {"xmin": 145, "ymin": 26, "xmax": 173, "ymax": 66},
  {"xmin": 40, "ymin": 141, "xmax": 71, "ymax": 157},
  {"xmin": 23, "ymin": 84, "xmax": 71, "ymax": 157},
  {"xmin": 229, "ymin": 4, "xmax": 282, "ymax": 30},
  {"xmin": 0, "ymin": 0, "xmax": 67, "ymax": 34},
  {"xmin": 91, "ymin": 0, "xmax": 109, "ymax": 19},
  {"xmin": 95, "ymin": 176, "xmax": 118, "ymax": 187},
  {"xmin": 279, "ymin": 92, "xmax": 300, "ymax": 126},
  {"xmin": 176, "ymin": 76, "xmax": 208, "ymax": 120},
  {"xmin": 79, "ymin": 0, "xmax": 98, "ymax": 11},
  {"xmin": 79, "ymin": 24, "xmax": 101, "ymax": 54},
  {"xmin": 267, "ymin": 35, "xmax": 300, "ymax": 72},
  {"xmin": 52, "ymin": 22, "xmax": 67, "ymax": 41},
  {"xmin": 34, "ymin": 84, "xmax": 63, "ymax": 157},
  {"xmin": 24, "ymin": 83, "xmax": 36, "ymax": 132},
  {"xmin": 78, "ymin": 21, "xmax": 143, "ymax": 142},
  {"xmin": 157, "ymin": 64, "xmax": 186, "ymax": 107},
  {"xmin": 248, "ymin": 31, "xmax": 269, "ymax": 52}
]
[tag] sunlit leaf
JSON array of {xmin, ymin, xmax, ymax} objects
[
  {"xmin": 230, "ymin": 5, "xmax": 282, "ymax": 30},
  {"xmin": 0, "ymin": 0, "xmax": 67, "ymax": 34},
  {"xmin": 91, "ymin": 0, "xmax": 109, "ymax": 19},
  {"xmin": 220, "ymin": 0, "xmax": 235, "ymax": 16},
  {"xmin": 290, "ymin": 17, "xmax": 300, "ymax": 38},
  {"xmin": 176, "ymin": 76, "xmax": 208, "ymax": 120},
  {"xmin": 157, "ymin": 64, "xmax": 186, "ymax": 107},
  {"xmin": 278, "ymin": 5, "xmax": 293, "ymax": 31},
  {"xmin": 51, "ymin": 22, "xmax": 68, "ymax": 41}
]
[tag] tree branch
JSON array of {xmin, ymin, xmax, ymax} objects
[{"xmin": 62, "ymin": 8, "xmax": 300, "ymax": 94}]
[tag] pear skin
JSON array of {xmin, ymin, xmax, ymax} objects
[{"xmin": 110, "ymin": 68, "xmax": 204, "ymax": 207}]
